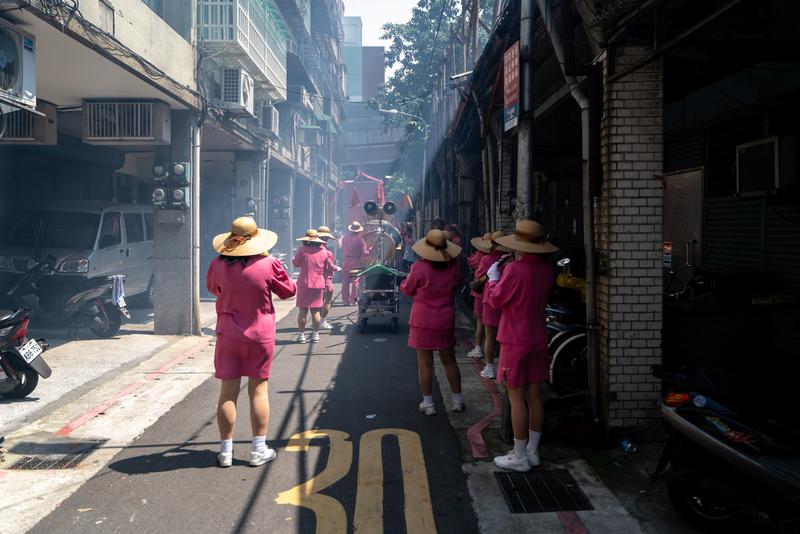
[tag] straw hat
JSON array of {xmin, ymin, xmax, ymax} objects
[
  {"xmin": 317, "ymin": 226, "xmax": 335, "ymax": 239},
  {"xmin": 489, "ymin": 231, "xmax": 513, "ymax": 253},
  {"xmin": 411, "ymin": 229, "xmax": 462, "ymax": 262},
  {"xmin": 495, "ymin": 220, "xmax": 559, "ymax": 254},
  {"xmin": 348, "ymin": 221, "xmax": 364, "ymax": 233},
  {"xmin": 296, "ymin": 229, "xmax": 326, "ymax": 244},
  {"xmin": 213, "ymin": 217, "xmax": 278, "ymax": 257},
  {"xmin": 470, "ymin": 232, "xmax": 493, "ymax": 253}
]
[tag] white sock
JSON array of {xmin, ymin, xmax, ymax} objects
[
  {"xmin": 422, "ymin": 395, "xmax": 434, "ymax": 407},
  {"xmin": 513, "ymin": 438, "xmax": 528, "ymax": 459},
  {"xmin": 485, "ymin": 362, "xmax": 493, "ymax": 369},
  {"xmin": 452, "ymin": 392, "xmax": 464, "ymax": 404},
  {"xmin": 252, "ymin": 435, "xmax": 267, "ymax": 453},
  {"xmin": 528, "ymin": 430, "xmax": 542, "ymax": 454},
  {"xmin": 220, "ymin": 439, "xmax": 233, "ymax": 454}
]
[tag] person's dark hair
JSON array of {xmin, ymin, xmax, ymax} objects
[
  {"xmin": 219, "ymin": 254, "xmax": 253, "ymax": 266},
  {"xmin": 429, "ymin": 258, "xmax": 455, "ymax": 270},
  {"xmin": 431, "ymin": 217, "xmax": 446, "ymax": 230}
]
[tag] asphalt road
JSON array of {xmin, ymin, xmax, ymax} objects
[{"xmin": 30, "ymin": 299, "xmax": 478, "ymax": 533}]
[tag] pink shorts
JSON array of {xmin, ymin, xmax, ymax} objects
[
  {"xmin": 408, "ymin": 326, "xmax": 455, "ymax": 350},
  {"xmin": 482, "ymin": 301, "xmax": 501, "ymax": 327},
  {"xmin": 473, "ymin": 296, "xmax": 483, "ymax": 320},
  {"xmin": 497, "ymin": 342, "xmax": 549, "ymax": 388},
  {"xmin": 297, "ymin": 286, "xmax": 324, "ymax": 308},
  {"xmin": 214, "ymin": 335, "xmax": 274, "ymax": 380}
]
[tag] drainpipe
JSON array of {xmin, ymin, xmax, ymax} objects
[
  {"xmin": 535, "ymin": 0, "xmax": 601, "ymax": 425},
  {"xmin": 191, "ymin": 121, "xmax": 202, "ymax": 335},
  {"xmin": 516, "ymin": 0, "xmax": 535, "ymax": 221}
]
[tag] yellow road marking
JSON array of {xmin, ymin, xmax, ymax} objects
[
  {"xmin": 354, "ymin": 428, "xmax": 437, "ymax": 534},
  {"xmin": 276, "ymin": 429, "xmax": 353, "ymax": 534}
]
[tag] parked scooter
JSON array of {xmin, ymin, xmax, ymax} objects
[
  {"xmin": 652, "ymin": 365, "xmax": 800, "ymax": 531},
  {"xmin": 0, "ymin": 308, "xmax": 50, "ymax": 399},
  {"xmin": 547, "ymin": 257, "xmax": 588, "ymax": 395},
  {"xmin": 2, "ymin": 257, "xmax": 123, "ymax": 338}
]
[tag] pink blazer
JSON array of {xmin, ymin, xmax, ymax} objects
[
  {"xmin": 206, "ymin": 255, "xmax": 296, "ymax": 343},
  {"xmin": 484, "ymin": 254, "xmax": 553, "ymax": 347},
  {"xmin": 400, "ymin": 259, "xmax": 461, "ymax": 330},
  {"xmin": 467, "ymin": 250, "xmax": 486, "ymax": 271},
  {"xmin": 341, "ymin": 232, "xmax": 369, "ymax": 270},
  {"xmin": 292, "ymin": 245, "xmax": 332, "ymax": 290}
]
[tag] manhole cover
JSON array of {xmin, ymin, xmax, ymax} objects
[
  {"xmin": 8, "ymin": 439, "xmax": 106, "ymax": 470},
  {"xmin": 495, "ymin": 468, "xmax": 593, "ymax": 514}
]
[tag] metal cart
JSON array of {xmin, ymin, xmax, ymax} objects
[{"xmin": 354, "ymin": 264, "xmax": 405, "ymax": 334}]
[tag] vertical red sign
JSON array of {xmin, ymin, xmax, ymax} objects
[{"xmin": 503, "ymin": 41, "xmax": 520, "ymax": 131}]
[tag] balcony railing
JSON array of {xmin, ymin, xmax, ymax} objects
[{"xmin": 199, "ymin": 0, "xmax": 288, "ymax": 101}]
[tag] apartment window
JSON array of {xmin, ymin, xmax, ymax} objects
[
  {"xmin": 99, "ymin": 0, "xmax": 115, "ymax": 34},
  {"xmin": 141, "ymin": 0, "xmax": 163, "ymax": 16}
]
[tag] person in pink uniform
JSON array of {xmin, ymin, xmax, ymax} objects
[
  {"xmin": 466, "ymin": 232, "xmax": 492, "ymax": 360},
  {"xmin": 475, "ymin": 231, "xmax": 513, "ymax": 379},
  {"xmin": 292, "ymin": 229, "xmax": 334, "ymax": 344},
  {"xmin": 317, "ymin": 226, "xmax": 340, "ymax": 330},
  {"xmin": 341, "ymin": 221, "xmax": 369, "ymax": 305},
  {"xmin": 485, "ymin": 220, "xmax": 558, "ymax": 472},
  {"xmin": 400, "ymin": 229, "xmax": 465, "ymax": 415},
  {"xmin": 207, "ymin": 217, "xmax": 297, "ymax": 468}
]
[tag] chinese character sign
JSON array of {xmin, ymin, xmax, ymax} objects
[{"xmin": 504, "ymin": 41, "xmax": 520, "ymax": 131}]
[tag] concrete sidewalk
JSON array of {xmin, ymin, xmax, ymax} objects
[{"xmin": 431, "ymin": 309, "xmax": 695, "ymax": 533}]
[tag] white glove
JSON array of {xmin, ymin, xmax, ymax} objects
[{"xmin": 487, "ymin": 261, "xmax": 501, "ymax": 282}]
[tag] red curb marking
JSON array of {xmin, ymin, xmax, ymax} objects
[
  {"xmin": 556, "ymin": 511, "xmax": 588, "ymax": 533},
  {"xmin": 55, "ymin": 347, "xmax": 202, "ymax": 437},
  {"xmin": 0, "ymin": 471, "xmax": 7, "ymax": 480},
  {"xmin": 463, "ymin": 340, "xmax": 503, "ymax": 459}
]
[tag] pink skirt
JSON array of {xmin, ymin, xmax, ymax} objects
[
  {"xmin": 482, "ymin": 301, "xmax": 501, "ymax": 327},
  {"xmin": 214, "ymin": 335, "xmax": 274, "ymax": 380},
  {"xmin": 473, "ymin": 295, "xmax": 483, "ymax": 320},
  {"xmin": 408, "ymin": 326, "xmax": 455, "ymax": 350},
  {"xmin": 497, "ymin": 342, "xmax": 549, "ymax": 388},
  {"xmin": 297, "ymin": 286, "xmax": 324, "ymax": 308}
]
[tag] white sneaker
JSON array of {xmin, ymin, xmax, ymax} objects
[
  {"xmin": 494, "ymin": 451, "xmax": 532, "ymax": 472},
  {"xmin": 217, "ymin": 452, "xmax": 233, "ymax": 468},
  {"xmin": 418, "ymin": 402, "xmax": 437, "ymax": 416},
  {"xmin": 320, "ymin": 320, "xmax": 333, "ymax": 330},
  {"xmin": 311, "ymin": 331, "xmax": 320, "ymax": 343},
  {"xmin": 249, "ymin": 447, "xmax": 277, "ymax": 467},
  {"xmin": 467, "ymin": 346, "xmax": 483, "ymax": 359},
  {"xmin": 480, "ymin": 364, "xmax": 496, "ymax": 379},
  {"xmin": 297, "ymin": 333, "xmax": 307, "ymax": 344},
  {"xmin": 528, "ymin": 450, "xmax": 541, "ymax": 467},
  {"xmin": 452, "ymin": 401, "xmax": 466, "ymax": 413}
]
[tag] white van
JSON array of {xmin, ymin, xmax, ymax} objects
[{"xmin": 0, "ymin": 202, "xmax": 155, "ymax": 305}]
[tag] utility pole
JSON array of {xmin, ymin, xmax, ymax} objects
[{"xmin": 516, "ymin": 0, "xmax": 534, "ymax": 221}]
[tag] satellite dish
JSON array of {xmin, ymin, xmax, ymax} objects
[
  {"xmin": 363, "ymin": 201, "xmax": 379, "ymax": 215},
  {"xmin": 383, "ymin": 201, "xmax": 397, "ymax": 215}
]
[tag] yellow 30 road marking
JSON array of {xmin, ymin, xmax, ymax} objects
[
  {"xmin": 276, "ymin": 429, "xmax": 352, "ymax": 534},
  {"xmin": 354, "ymin": 428, "xmax": 437, "ymax": 534}
]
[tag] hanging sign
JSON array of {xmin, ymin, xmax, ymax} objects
[
  {"xmin": 503, "ymin": 41, "xmax": 520, "ymax": 131},
  {"xmin": 662, "ymin": 241, "xmax": 673, "ymax": 267}
]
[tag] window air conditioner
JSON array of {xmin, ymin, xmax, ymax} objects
[
  {"xmin": 0, "ymin": 18, "xmax": 36, "ymax": 110},
  {"xmin": 300, "ymin": 126, "xmax": 322, "ymax": 147},
  {"xmin": 220, "ymin": 68, "xmax": 255, "ymax": 117},
  {"xmin": 0, "ymin": 100, "xmax": 56, "ymax": 145},
  {"xmin": 736, "ymin": 136, "xmax": 797, "ymax": 195},
  {"xmin": 262, "ymin": 105, "xmax": 279, "ymax": 136}
]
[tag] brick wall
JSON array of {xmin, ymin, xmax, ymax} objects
[{"xmin": 597, "ymin": 47, "xmax": 664, "ymax": 428}]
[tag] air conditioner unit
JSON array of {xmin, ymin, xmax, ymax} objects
[
  {"xmin": 262, "ymin": 105, "xmax": 279, "ymax": 136},
  {"xmin": 83, "ymin": 100, "xmax": 171, "ymax": 145},
  {"xmin": 288, "ymin": 85, "xmax": 313, "ymax": 111},
  {"xmin": 220, "ymin": 68, "xmax": 255, "ymax": 117},
  {"xmin": 299, "ymin": 126, "xmax": 322, "ymax": 146},
  {"xmin": 0, "ymin": 18, "xmax": 36, "ymax": 110},
  {"xmin": 0, "ymin": 100, "xmax": 56, "ymax": 144},
  {"xmin": 736, "ymin": 136, "xmax": 797, "ymax": 195}
]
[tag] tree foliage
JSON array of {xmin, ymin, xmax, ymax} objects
[{"xmin": 383, "ymin": 172, "xmax": 416, "ymax": 200}]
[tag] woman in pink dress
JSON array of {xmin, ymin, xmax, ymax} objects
[
  {"xmin": 475, "ymin": 231, "xmax": 513, "ymax": 379},
  {"xmin": 400, "ymin": 229, "xmax": 464, "ymax": 415},
  {"xmin": 292, "ymin": 229, "xmax": 333, "ymax": 344},
  {"xmin": 485, "ymin": 220, "xmax": 558, "ymax": 472},
  {"xmin": 207, "ymin": 217, "xmax": 297, "ymax": 468},
  {"xmin": 466, "ymin": 232, "xmax": 492, "ymax": 360},
  {"xmin": 317, "ymin": 226, "xmax": 340, "ymax": 330},
  {"xmin": 341, "ymin": 221, "xmax": 369, "ymax": 305}
]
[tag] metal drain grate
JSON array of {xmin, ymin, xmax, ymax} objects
[
  {"xmin": 495, "ymin": 468, "xmax": 594, "ymax": 514},
  {"xmin": 8, "ymin": 440, "xmax": 106, "ymax": 470}
]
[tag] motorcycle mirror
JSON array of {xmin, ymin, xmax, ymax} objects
[{"xmin": 557, "ymin": 258, "xmax": 571, "ymax": 267}]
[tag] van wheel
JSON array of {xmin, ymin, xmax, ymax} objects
[{"xmin": 143, "ymin": 277, "xmax": 155, "ymax": 307}]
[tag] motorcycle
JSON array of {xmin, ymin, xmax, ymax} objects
[
  {"xmin": 0, "ymin": 308, "xmax": 51, "ymax": 399},
  {"xmin": 2, "ymin": 258, "xmax": 123, "ymax": 338},
  {"xmin": 652, "ymin": 365, "xmax": 800, "ymax": 531}
]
